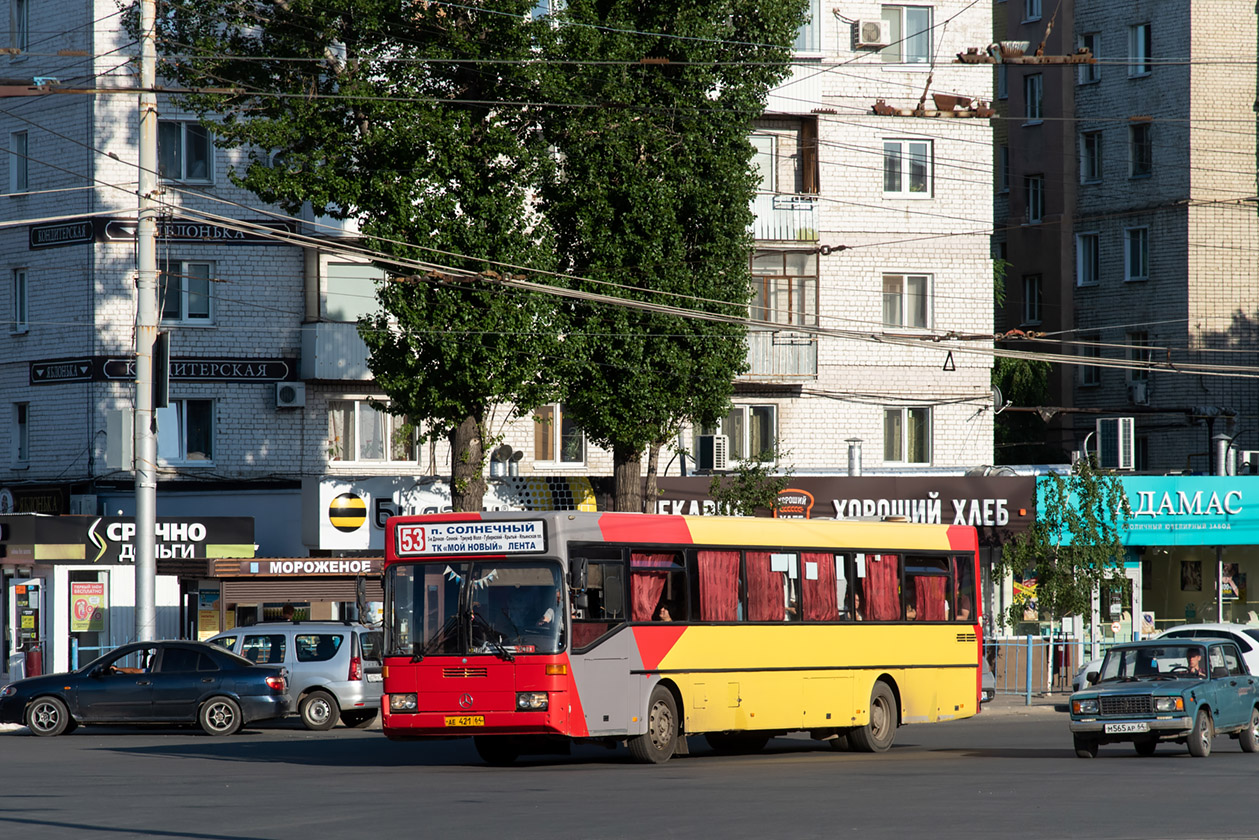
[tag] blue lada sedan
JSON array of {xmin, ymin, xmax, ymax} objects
[{"xmin": 1069, "ymin": 638, "xmax": 1259, "ymax": 758}]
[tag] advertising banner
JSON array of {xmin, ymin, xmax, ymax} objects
[{"xmin": 70, "ymin": 582, "xmax": 106, "ymax": 632}]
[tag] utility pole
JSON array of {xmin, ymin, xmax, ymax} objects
[{"xmin": 134, "ymin": 0, "xmax": 159, "ymax": 641}]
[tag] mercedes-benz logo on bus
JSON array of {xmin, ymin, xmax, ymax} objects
[{"xmin": 458, "ymin": 693, "xmax": 474, "ymax": 709}]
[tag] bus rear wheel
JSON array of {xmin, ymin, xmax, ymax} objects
[
  {"xmin": 474, "ymin": 736, "xmax": 519, "ymax": 766},
  {"xmin": 848, "ymin": 682, "xmax": 897, "ymax": 753},
  {"xmin": 628, "ymin": 686, "xmax": 678, "ymax": 764}
]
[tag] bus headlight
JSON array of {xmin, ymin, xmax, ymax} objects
[
  {"xmin": 1154, "ymin": 696, "xmax": 1184, "ymax": 712},
  {"xmin": 389, "ymin": 693, "xmax": 418, "ymax": 712},
  {"xmin": 516, "ymin": 692, "xmax": 548, "ymax": 711},
  {"xmin": 1072, "ymin": 699, "xmax": 1098, "ymax": 715}
]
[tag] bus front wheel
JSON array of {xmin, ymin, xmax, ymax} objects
[
  {"xmin": 849, "ymin": 682, "xmax": 897, "ymax": 753},
  {"xmin": 629, "ymin": 686, "xmax": 678, "ymax": 764}
]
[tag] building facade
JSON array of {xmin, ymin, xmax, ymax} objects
[{"xmin": 0, "ymin": 0, "xmax": 996, "ymax": 566}]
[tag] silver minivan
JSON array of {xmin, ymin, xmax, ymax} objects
[{"xmin": 207, "ymin": 621, "xmax": 382, "ymax": 730}]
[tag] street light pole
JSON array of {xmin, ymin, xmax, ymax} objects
[{"xmin": 134, "ymin": 0, "xmax": 159, "ymax": 642}]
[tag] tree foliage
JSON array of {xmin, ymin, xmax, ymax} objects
[
  {"xmin": 152, "ymin": 0, "xmax": 561, "ymax": 509},
  {"xmin": 538, "ymin": 0, "xmax": 808, "ymax": 511},
  {"xmin": 708, "ymin": 450, "xmax": 794, "ymax": 517},
  {"xmin": 990, "ymin": 458, "xmax": 1131, "ymax": 628}
]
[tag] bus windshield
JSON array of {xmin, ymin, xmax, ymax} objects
[{"xmin": 386, "ymin": 560, "xmax": 565, "ymax": 658}]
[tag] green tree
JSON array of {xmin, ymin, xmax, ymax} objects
[
  {"xmin": 709, "ymin": 450, "xmax": 794, "ymax": 517},
  {"xmin": 153, "ymin": 0, "xmax": 561, "ymax": 509},
  {"xmin": 539, "ymin": 0, "xmax": 808, "ymax": 511},
  {"xmin": 990, "ymin": 458, "xmax": 1131, "ymax": 630}
]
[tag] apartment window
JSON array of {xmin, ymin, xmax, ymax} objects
[
  {"xmin": 1025, "ymin": 175, "xmax": 1044, "ymax": 224},
  {"xmin": 11, "ymin": 0, "xmax": 26, "ymax": 54},
  {"xmin": 881, "ymin": 5, "xmax": 932, "ymax": 64},
  {"xmin": 750, "ymin": 251, "xmax": 818, "ymax": 326},
  {"xmin": 1078, "ymin": 33, "xmax": 1100, "ymax": 84},
  {"xmin": 1079, "ymin": 336, "xmax": 1101, "ymax": 387},
  {"xmin": 324, "ymin": 262, "xmax": 384, "ymax": 321},
  {"xmin": 882, "ymin": 273, "xmax": 930, "ymax": 329},
  {"xmin": 1080, "ymin": 131, "xmax": 1102, "ymax": 183},
  {"xmin": 698, "ymin": 405, "xmax": 777, "ymax": 462},
  {"xmin": 882, "ymin": 139, "xmax": 931, "ymax": 196},
  {"xmin": 8, "ymin": 130, "xmax": 25, "ymax": 192},
  {"xmin": 1022, "ymin": 274, "xmax": 1042, "ymax": 325},
  {"xmin": 1127, "ymin": 332, "xmax": 1151, "ymax": 383},
  {"xmin": 1125, "ymin": 227, "xmax": 1149, "ymax": 282},
  {"xmin": 156, "ymin": 399, "xmax": 213, "ymax": 463},
  {"xmin": 793, "ymin": 0, "xmax": 821, "ymax": 52},
  {"xmin": 997, "ymin": 64, "xmax": 1007, "ymax": 100},
  {"xmin": 998, "ymin": 145, "xmax": 1009, "ymax": 192},
  {"xmin": 13, "ymin": 401, "xmax": 28, "ymax": 465},
  {"xmin": 1128, "ymin": 23, "xmax": 1151, "ymax": 77},
  {"xmin": 750, "ymin": 134, "xmax": 777, "ymax": 194},
  {"xmin": 1023, "ymin": 74, "xmax": 1043, "ymax": 122},
  {"xmin": 327, "ymin": 400, "xmax": 417, "ymax": 462},
  {"xmin": 1076, "ymin": 233, "xmax": 1099, "ymax": 286},
  {"xmin": 529, "ymin": 0, "xmax": 563, "ymax": 18},
  {"xmin": 884, "ymin": 407, "xmax": 931, "ymax": 464},
  {"xmin": 10, "ymin": 267, "xmax": 26, "ymax": 332},
  {"xmin": 158, "ymin": 121, "xmax": 212, "ymax": 182},
  {"xmin": 1129, "ymin": 122, "xmax": 1153, "ymax": 177},
  {"xmin": 160, "ymin": 259, "xmax": 213, "ymax": 323},
  {"xmin": 534, "ymin": 403, "xmax": 585, "ymax": 464},
  {"xmin": 1023, "ymin": 0, "xmax": 1041, "ymax": 21}
]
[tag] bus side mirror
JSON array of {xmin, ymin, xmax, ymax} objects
[{"xmin": 570, "ymin": 558, "xmax": 587, "ymax": 590}]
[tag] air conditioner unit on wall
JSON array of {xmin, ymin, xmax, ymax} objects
[
  {"xmin": 1127, "ymin": 382, "xmax": 1149, "ymax": 405},
  {"xmin": 275, "ymin": 381, "xmax": 306, "ymax": 409},
  {"xmin": 1096, "ymin": 417, "xmax": 1135, "ymax": 471},
  {"xmin": 856, "ymin": 19, "xmax": 891, "ymax": 48},
  {"xmin": 696, "ymin": 434, "xmax": 729, "ymax": 472}
]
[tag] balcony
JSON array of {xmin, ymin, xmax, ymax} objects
[
  {"xmin": 743, "ymin": 328, "xmax": 817, "ymax": 380},
  {"xmin": 300, "ymin": 322, "xmax": 371, "ymax": 381},
  {"xmin": 752, "ymin": 194, "xmax": 819, "ymax": 242}
]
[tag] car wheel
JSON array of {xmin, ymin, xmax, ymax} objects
[
  {"xmin": 849, "ymin": 682, "xmax": 897, "ymax": 753},
  {"xmin": 1188, "ymin": 709, "xmax": 1213, "ymax": 757},
  {"xmin": 628, "ymin": 686, "xmax": 678, "ymax": 764},
  {"xmin": 199, "ymin": 697, "xmax": 242, "ymax": 736},
  {"xmin": 340, "ymin": 710, "xmax": 377, "ymax": 729},
  {"xmin": 1073, "ymin": 735, "xmax": 1098, "ymax": 759},
  {"xmin": 299, "ymin": 690, "xmax": 339, "ymax": 731},
  {"xmin": 1240, "ymin": 708, "xmax": 1259, "ymax": 753},
  {"xmin": 26, "ymin": 697, "xmax": 70, "ymax": 737},
  {"xmin": 1134, "ymin": 738, "xmax": 1157, "ymax": 757}
]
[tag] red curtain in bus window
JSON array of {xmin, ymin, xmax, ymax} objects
[
  {"xmin": 696, "ymin": 550, "xmax": 739, "ymax": 621},
  {"xmin": 801, "ymin": 552, "xmax": 839, "ymax": 621},
  {"xmin": 864, "ymin": 555, "xmax": 900, "ymax": 621},
  {"xmin": 953, "ymin": 556, "xmax": 975, "ymax": 621},
  {"xmin": 746, "ymin": 552, "xmax": 784, "ymax": 621},
  {"xmin": 630, "ymin": 553, "xmax": 674, "ymax": 622},
  {"xmin": 915, "ymin": 576, "xmax": 947, "ymax": 621}
]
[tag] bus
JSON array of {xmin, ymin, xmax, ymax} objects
[{"xmin": 380, "ymin": 511, "xmax": 982, "ymax": 764}]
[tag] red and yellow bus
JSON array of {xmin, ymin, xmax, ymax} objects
[{"xmin": 380, "ymin": 511, "xmax": 982, "ymax": 764}]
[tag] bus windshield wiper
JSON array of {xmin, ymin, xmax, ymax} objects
[
  {"xmin": 419, "ymin": 614, "xmax": 460, "ymax": 657},
  {"xmin": 484, "ymin": 636, "xmax": 515, "ymax": 662}
]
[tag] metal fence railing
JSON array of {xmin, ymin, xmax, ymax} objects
[{"xmin": 985, "ymin": 636, "xmax": 1124, "ymax": 705}]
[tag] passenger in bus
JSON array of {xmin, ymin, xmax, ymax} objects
[
  {"xmin": 654, "ymin": 604, "xmax": 673, "ymax": 622},
  {"xmin": 904, "ymin": 603, "xmax": 917, "ymax": 621},
  {"xmin": 955, "ymin": 594, "xmax": 973, "ymax": 621},
  {"xmin": 852, "ymin": 591, "xmax": 864, "ymax": 621}
]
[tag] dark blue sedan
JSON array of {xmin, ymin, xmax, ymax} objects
[{"xmin": 0, "ymin": 640, "xmax": 290, "ymax": 736}]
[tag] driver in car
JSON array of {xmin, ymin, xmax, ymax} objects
[{"xmin": 1186, "ymin": 647, "xmax": 1206, "ymax": 678}]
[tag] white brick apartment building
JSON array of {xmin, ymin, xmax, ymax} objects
[{"xmin": 0, "ymin": 0, "xmax": 994, "ymax": 559}]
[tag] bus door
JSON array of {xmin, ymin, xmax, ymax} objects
[{"xmin": 568, "ymin": 558, "xmax": 632, "ymax": 736}]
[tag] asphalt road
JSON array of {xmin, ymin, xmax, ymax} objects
[{"xmin": 1, "ymin": 706, "xmax": 1256, "ymax": 840}]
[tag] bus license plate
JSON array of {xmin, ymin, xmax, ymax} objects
[
  {"xmin": 444, "ymin": 715, "xmax": 485, "ymax": 727},
  {"xmin": 1104, "ymin": 722, "xmax": 1149, "ymax": 734}
]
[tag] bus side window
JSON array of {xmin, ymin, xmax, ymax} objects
[
  {"xmin": 630, "ymin": 552, "xmax": 686, "ymax": 622},
  {"xmin": 952, "ymin": 555, "xmax": 975, "ymax": 622},
  {"xmin": 904, "ymin": 556, "xmax": 949, "ymax": 621},
  {"xmin": 693, "ymin": 550, "xmax": 740, "ymax": 621},
  {"xmin": 857, "ymin": 553, "xmax": 901, "ymax": 621},
  {"xmin": 801, "ymin": 552, "xmax": 842, "ymax": 621}
]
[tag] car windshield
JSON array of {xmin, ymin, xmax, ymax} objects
[
  {"xmin": 1098, "ymin": 644, "xmax": 1208, "ymax": 682},
  {"xmin": 386, "ymin": 560, "xmax": 565, "ymax": 658}
]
